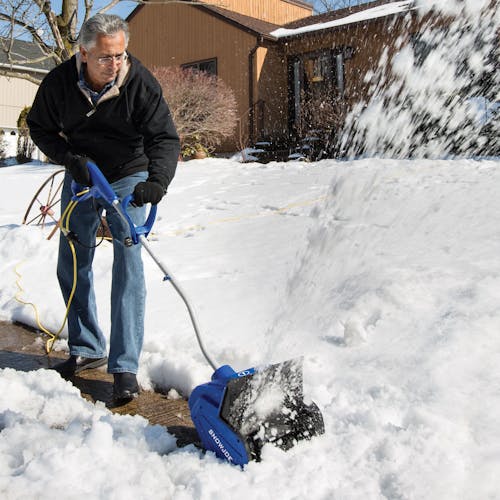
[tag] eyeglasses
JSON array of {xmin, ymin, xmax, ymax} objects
[{"xmin": 95, "ymin": 52, "xmax": 128, "ymax": 65}]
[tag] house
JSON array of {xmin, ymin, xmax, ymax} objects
[
  {"xmin": 271, "ymin": 0, "xmax": 417, "ymax": 157},
  {"xmin": 127, "ymin": 0, "xmax": 313, "ymax": 153},
  {"xmin": 0, "ymin": 38, "xmax": 54, "ymax": 157},
  {"xmin": 127, "ymin": 0, "xmax": 417, "ymax": 156}
]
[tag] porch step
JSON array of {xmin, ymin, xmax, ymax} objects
[{"xmin": 242, "ymin": 139, "xmax": 291, "ymax": 163}]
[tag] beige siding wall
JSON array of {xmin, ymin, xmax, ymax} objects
[
  {"xmin": 128, "ymin": 3, "xmax": 261, "ymax": 151},
  {"xmin": 205, "ymin": 0, "xmax": 313, "ymax": 23},
  {"xmin": 0, "ymin": 75, "xmax": 39, "ymax": 130}
]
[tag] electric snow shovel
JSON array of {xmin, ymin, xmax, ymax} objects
[{"xmin": 74, "ymin": 161, "xmax": 324, "ymax": 466}]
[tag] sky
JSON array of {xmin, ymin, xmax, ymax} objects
[{"xmin": 51, "ymin": 0, "xmax": 372, "ymax": 21}]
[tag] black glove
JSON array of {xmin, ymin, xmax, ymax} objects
[
  {"xmin": 133, "ymin": 181, "xmax": 165, "ymax": 206},
  {"xmin": 64, "ymin": 152, "xmax": 92, "ymax": 186}
]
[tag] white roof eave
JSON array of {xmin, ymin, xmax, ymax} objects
[{"xmin": 271, "ymin": 0, "xmax": 416, "ymax": 39}]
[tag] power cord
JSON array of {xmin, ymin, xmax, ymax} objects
[{"xmin": 14, "ymin": 188, "xmax": 89, "ymax": 354}]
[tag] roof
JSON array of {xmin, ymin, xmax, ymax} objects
[
  {"xmin": 272, "ymin": 0, "xmax": 415, "ymax": 38},
  {"xmin": 0, "ymin": 37, "xmax": 56, "ymax": 73},
  {"xmin": 194, "ymin": 4, "xmax": 281, "ymax": 39},
  {"xmin": 281, "ymin": 0, "xmax": 313, "ymax": 9}
]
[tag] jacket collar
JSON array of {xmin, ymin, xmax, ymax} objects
[{"xmin": 75, "ymin": 51, "xmax": 131, "ymax": 106}]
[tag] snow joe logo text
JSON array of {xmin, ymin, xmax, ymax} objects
[{"xmin": 208, "ymin": 429, "xmax": 233, "ymax": 462}]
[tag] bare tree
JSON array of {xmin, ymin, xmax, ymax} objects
[
  {"xmin": 315, "ymin": 0, "xmax": 366, "ymax": 13},
  {"xmin": 1, "ymin": 0, "xmax": 95, "ymax": 80},
  {"xmin": 0, "ymin": 0, "xmax": 211, "ymax": 83}
]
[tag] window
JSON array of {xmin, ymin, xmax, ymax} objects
[
  {"xmin": 288, "ymin": 47, "xmax": 352, "ymax": 131},
  {"xmin": 181, "ymin": 58, "xmax": 217, "ymax": 76},
  {"xmin": 304, "ymin": 52, "xmax": 331, "ymax": 83},
  {"xmin": 335, "ymin": 53, "xmax": 344, "ymax": 95},
  {"xmin": 411, "ymin": 34, "xmax": 436, "ymax": 67},
  {"xmin": 300, "ymin": 49, "xmax": 346, "ymax": 96}
]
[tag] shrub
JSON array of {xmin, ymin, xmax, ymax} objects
[
  {"xmin": 152, "ymin": 66, "xmax": 237, "ymax": 156},
  {"xmin": 16, "ymin": 106, "xmax": 35, "ymax": 163}
]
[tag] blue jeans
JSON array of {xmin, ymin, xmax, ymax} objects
[{"xmin": 57, "ymin": 171, "xmax": 148, "ymax": 374}]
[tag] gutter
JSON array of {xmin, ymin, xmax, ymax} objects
[
  {"xmin": 0, "ymin": 62, "xmax": 50, "ymax": 75},
  {"xmin": 248, "ymin": 35, "xmax": 264, "ymax": 144}
]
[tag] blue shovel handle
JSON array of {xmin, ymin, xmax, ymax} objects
[
  {"xmin": 70, "ymin": 161, "xmax": 118, "ymax": 204},
  {"xmin": 120, "ymin": 194, "xmax": 157, "ymax": 244},
  {"xmin": 70, "ymin": 160, "xmax": 157, "ymax": 245}
]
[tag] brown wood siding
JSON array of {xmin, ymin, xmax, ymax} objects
[
  {"xmin": 128, "ymin": 3, "xmax": 261, "ymax": 151},
  {"xmin": 204, "ymin": 0, "xmax": 312, "ymax": 24}
]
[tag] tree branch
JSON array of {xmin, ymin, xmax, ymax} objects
[
  {"xmin": 83, "ymin": 0, "xmax": 94, "ymax": 23},
  {"xmin": 97, "ymin": 0, "xmax": 121, "ymax": 15},
  {"xmin": 0, "ymin": 68, "xmax": 43, "ymax": 85},
  {"xmin": 0, "ymin": 12, "xmax": 49, "ymax": 50},
  {"xmin": 315, "ymin": 0, "xmax": 363, "ymax": 13},
  {"xmin": 32, "ymin": 0, "xmax": 70, "ymax": 58}
]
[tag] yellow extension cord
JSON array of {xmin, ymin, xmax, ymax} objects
[{"xmin": 14, "ymin": 190, "xmax": 88, "ymax": 354}]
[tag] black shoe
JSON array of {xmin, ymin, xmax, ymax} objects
[
  {"xmin": 113, "ymin": 372, "xmax": 139, "ymax": 403},
  {"xmin": 52, "ymin": 355, "xmax": 108, "ymax": 379}
]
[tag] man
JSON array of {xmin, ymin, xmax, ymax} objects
[{"xmin": 27, "ymin": 14, "xmax": 179, "ymax": 403}]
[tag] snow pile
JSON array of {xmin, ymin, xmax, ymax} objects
[
  {"xmin": 1, "ymin": 158, "xmax": 500, "ymax": 497},
  {"xmin": 341, "ymin": 0, "xmax": 500, "ymax": 157}
]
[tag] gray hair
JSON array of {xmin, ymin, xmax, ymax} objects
[{"xmin": 79, "ymin": 14, "xmax": 129, "ymax": 49}]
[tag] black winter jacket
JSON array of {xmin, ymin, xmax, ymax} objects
[{"xmin": 27, "ymin": 53, "xmax": 179, "ymax": 189}]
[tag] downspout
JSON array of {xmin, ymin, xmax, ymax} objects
[{"xmin": 248, "ymin": 36, "xmax": 264, "ymax": 144}]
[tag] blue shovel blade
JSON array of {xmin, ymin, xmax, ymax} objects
[{"xmin": 189, "ymin": 358, "xmax": 324, "ymax": 465}]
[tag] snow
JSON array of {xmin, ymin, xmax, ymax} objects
[
  {"xmin": 1, "ymin": 132, "xmax": 18, "ymax": 158},
  {"xmin": 341, "ymin": 0, "xmax": 499, "ymax": 158},
  {"xmin": 270, "ymin": 1, "xmax": 415, "ymax": 38},
  {"xmin": 1, "ymin": 156, "xmax": 500, "ymax": 498},
  {"xmin": 1, "ymin": 0, "xmax": 499, "ymax": 495}
]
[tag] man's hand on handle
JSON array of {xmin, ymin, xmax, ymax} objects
[
  {"xmin": 64, "ymin": 153, "xmax": 92, "ymax": 186},
  {"xmin": 132, "ymin": 181, "xmax": 165, "ymax": 206}
]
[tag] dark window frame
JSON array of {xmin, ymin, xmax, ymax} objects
[
  {"xmin": 181, "ymin": 57, "xmax": 218, "ymax": 76},
  {"xmin": 287, "ymin": 47, "xmax": 350, "ymax": 129}
]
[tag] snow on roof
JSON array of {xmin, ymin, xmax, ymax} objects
[{"xmin": 270, "ymin": 0, "xmax": 415, "ymax": 38}]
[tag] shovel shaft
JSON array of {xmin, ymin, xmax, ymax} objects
[{"xmin": 138, "ymin": 234, "xmax": 218, "ymax": 371}]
